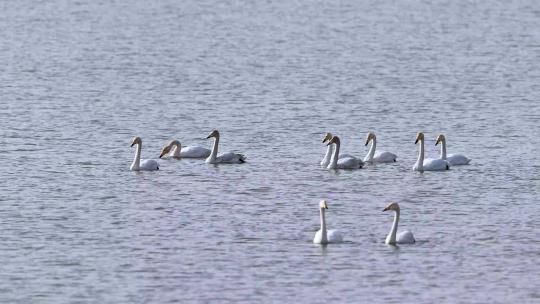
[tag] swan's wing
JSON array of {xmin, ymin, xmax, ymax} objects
[
  {"xmin": 216, "ymin": 152, "xmax": 246, "ymax": 164},
  {"xmin": 327, "ymin": 229, "xmax": 344, "ymax": 243},
  {"xmin": 423, "ymin": 158, "xmax": 449, "ymax": 171},
  {"xmin": 373, "ymin": 151, "xmax": 397, "ymax": 163},
  {"xmin": 140, "ymin": 159, "xmax": 159, "ymax": 171},
  {"xmin": 447, "ymin": 154, "xmax": 471, "ymax": 165},
  {"xmin": 339, "ymin": 153, "xmax": 356, "ymax": 159},
  {"xmin": 180, "ymin": 146, "xmax": 211, "ymax": 158},
  {"xmin": 336, "ymin": 157, "xmax": 362, "ymax": 169},
  {"xmin": 396, "ymin": 230, "xmax": 415, "ymax": 244}
]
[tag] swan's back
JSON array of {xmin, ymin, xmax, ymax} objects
[
  {"xmin": 181, "ymin": 146, "xmax": 211, "ymax": 158},
  {"xmin": 215, "ymin": 152, "xmax": 246, "ymax": 164},
  {"xmin": 447, "ymin": 154, "xmax": 471, "ymax": 165},
  {"xmin": 373, "ymin": 151, "xmax": 397, "ymax": 163},
  {"xmin": 334, "ymin": 157, "xmax": 363, "ymax": 169},
  {"xmin": 396, "ymin": 230, "xmax": 415, "ymax": 244},
  {"xmin": 423, "ymin": 158, "xmax": 449, "ymax": 171},
  {"xmin": 140, "ymin": 159, "xmax": 159, "ymax": 171}
]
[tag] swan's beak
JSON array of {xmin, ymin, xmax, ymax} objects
[
  {"xmin": 326, "ymin": 141, "xmax": 332, "ymax": 146},
  {"xmin": 383, "ymin": 206, "xmax": 389, "ymax": 212},
  {"xmin": 322, "ymin": 138, "xmax": 328, "ymax": 143},
  {"xmin": 131, "ymin": 143, "xmax": 135, "ymax": 147},
  {"xmin": 435, "ymin": 139, "xmax": 440, "ymax": 146},
  {"xmin": 414, "ymin": 137, "xmax": 419, "ymax": 144},
  {"xmin": 364, "ymin": 139, "xmax": 369, "ymax": 146}
]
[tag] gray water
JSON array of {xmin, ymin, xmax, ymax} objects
[{"xmin": 1, "ymin": 0, "xmax": 539, "ymax": 303}]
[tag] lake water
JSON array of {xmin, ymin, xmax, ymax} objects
[{"xmin": 1, "ymin": 0, "xmax": 539, "ymax": 303}]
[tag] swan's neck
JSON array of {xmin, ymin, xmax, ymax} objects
[
  {"xmin": 320, "ymin": 208, "xmax": 328, "ymax": 243},
  {"xmin": 386, "ymin": 210, "xmax": 400, "ymax": 245},
  {"xmin": 329, "ymin": 141, "xmax": 340, "ymax": 169},
  {"xmin": 208, "ymin": 136, "xmax": 220, "ymax": 162},
  {"xmin": 440, "ymin": 139, "xmax": 447, "ymax": 160},
  {"xmin": 415, "ymin": 139, "xmax": 424, "ymax": 171},
  {"xmin": 172, "ymin": 142, "xmax": 181, "ymax": 157},
  {"xmin": 366, "ymin": 138, "xmax": 376, "ymax": 162},
  {"xmin": 130, "ymin": 143, "xmax": 141, "ymax": 171},
  {"xmin": 321, "ymin": 144, "xmax": 333, "ymax": 166}
]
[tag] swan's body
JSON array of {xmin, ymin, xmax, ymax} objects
[
  {"xmin": 205, "ymin": 130, "xmax": 246, "ymax": 164},
  {"xmin": 413, "ymin": 132, "xmax": 449, "ymax": 172},
  {"xmin": 383, "ymin": 202, "xmax": 415, "ymax": 245},
  {"xmin": 160, "ymin": 140, "xmax": 211, "ymax": 159},
  {"xmin": 320, "ymin": 133, "xmax": 356, "ymax": 167},
  {"xmin": 313, "ymin": 200, "xmax": 343, "ymax": 244},
  {"xmin": 130, "ymin": 137, "xmax": 159, "ymax": 171},
  {"xmin": 326, "ymin": 136, "xmax": 363, "ymax": 170},
  {"xmin": 436, "ymin": 134, "xmax": 471, "ymax": 166},
  {"xmin": 363, "ymin": 132, "xmax": 397, "ymax": 163}
]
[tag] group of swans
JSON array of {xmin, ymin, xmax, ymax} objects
[
  {"xmin": 321, "ymin": 132, "xmax": 397, "ymax": 170},
  {"xmin": 322, "ymin": 132, "xmax": 470, "ymax": 172},
  {"xmin": 129, "ymin": 130, "xmax": 246, "ymax": 171},
  {"xmin": 313, "ymin": 200, "xmax": 415, "ymax": 245}
]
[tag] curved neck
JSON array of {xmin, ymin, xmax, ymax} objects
[
  {"xmin": 172, "ymin": 142, "xmax": 181, "ymax": 157},
  {"xmin": 208, "ymin": 136, "xmax": 220, "ymax": 162},
  {"xmin": 416, "ymin": 139, "xmax": 424, "ymax": 171},
  {"xmin": 320, "ymin": 208, "xmax": 328, "ymax": 243},
  {"xmin": 329, "ymin": 141, "xmax": 340, "ymax": 169},
  {"xmin": 439, "ymin": 139, "xmax": 447, "ymax": 160},
  {"xmin": 322, "ymin": 144, "xmax": 333, "ymax": 166},
  {"xmin": 366, "ymin": 138, "xmax": 376, "ymax": 162},
  {"xmin": 386, "ymin": 210, "xmax": 400, "ymax": 244},
  {"xmin": 131, "ymin": 143, "xmax": 141, "ymax": 171}
]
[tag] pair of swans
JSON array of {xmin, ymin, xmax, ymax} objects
[
  {"xmin": 313, "ymin": 200, "xmax": 415, "ymax": 245},
  {"xmin": 159, "ymin": 130, "xmax": 244, "ymax": 164},
  {"xmin": 321, "ymin": 132, "xmax": 397, "ymax": 169},
  {"xmin": 413, "ymin": 132, "xmax": 471, "ymax": 172},
  {"xmin": 130, "ymin": 130, "xmax": 245, "ymax": 171}
]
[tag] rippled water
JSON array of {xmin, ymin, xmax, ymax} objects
[{"xmin": 1, "ymin": 0, "xmax": 539, "ymax": 302}]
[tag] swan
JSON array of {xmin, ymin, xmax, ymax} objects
[
  {"xmin": 326, "ymin": 136, "xmax": 363, "ymax": 170},
  {"xmin": 130, "ymin": 137, "xmax": 159, "ymax": 171},
  {"xmin": 436, "ymin": 134, "xmax": 471, "ymax": 165},
  {"xmin": 159, "ymin": 140, "xmax": 211, "ymax": 159},
  {"xmin": 413, "ymin": 132, "xmax": 449, "ymax": 172},
  {"xmin": 313, "ymin": 200, "xmax": 344, "ymax": 244},
  {"xmin": 363, "ymin": 132, "xmax": 397, "ymax": 163},
  {"xmin": 205, "ymin": 130, "xmax": 246, "ymax": 164},
  {"xmin": 321, "ymin": 132, "xmax": 356, "ymax": 167},
  {"xmin": 383, "ymin": 202, "xmax": 415, "ymax": 245}
]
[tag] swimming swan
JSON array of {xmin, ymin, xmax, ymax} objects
[
  {"xmin": 205, "ymin": 130, "xmax": 246, "ymax": 164},
  {"xmin": 159, "ymin": 140, "xmax": 211, "ymax": 159},
  {"xmin": 413, "ymin": 132, "xmax": 449, "ymax": 172},
  {"xmin": 313, "ymin": 200, "xmax": 344, "ymax": 244},
  {"xmin": 436, "ymin": 134, "xmax": 471, "ymax": 165},
  {"xmin": 383, "ymin": 202, "xmax": 415, "ymax": 245},
  {"xmin": 130, "ymin": 137, "xmax": 159, "ymax": 171},
  {"xmin": 326, "ymin": 136, "xmax": 363, "ymax": 170},
  {"xmin": 321, "ymin": 132, "xmax": 355, "ymax": 167},
  {"xmin": 363, "ymin": 132, "xmax": 397, "ymax": 163}
]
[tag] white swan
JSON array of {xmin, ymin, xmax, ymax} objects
[
  {"xmin": 383, "ymin": 202, "xmax": 415, "ymax": 245},
  {"xmin": 413, "ymin": 132, "xmax": 449, "ymax": 172},
  {"xmin": 313, "ymin": 200, "xmax": 344, "ymax": 244},
  {"xmin": 205, "ymin": 130, "xmax": 246, "ymax": 164},
  {"xmin": 159, "ymin": 140, "xmax": 211, "ymax": 159},
  {"xmin": 321, "ymin": 132, "xmax": 356, "ymax": 167},
  {"xmin": 326, "ymin": 136, "xmax": 363, "ymax": 170},
  {"xmin": 130, "ymin": 137, "xmax": 159, "ymax": 171},
  {"xmin": 436, "ymin": 134, "xmax": 471, "ymax": 165},
  {"xmin": 363, "ymin": 132, "xmax": 397, "ymax": 163}
]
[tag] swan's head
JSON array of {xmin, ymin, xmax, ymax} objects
[
  {"xmin": 206, "ymin": 130, "xmax": 220, "ymax": 139},
  {"xmin": 319, "ymin": 200, "xmax": 329, "ymax": 209},
  {"xmin": 159, "ymin": 140, "xmax": 179, "ymax": 158},
  {"xmin": 383, "ymin": 202, "xmax": 400, "ymax": 212},
  {"xmin": 415, "ymin": 132, "xmax": 424, "ymax": 144},
  {"xmin": 326, "ymin": 136, "xmax": 340, "ymax": 146},
  {"xmin": 322, "ymin": 132, "xmax": 333, "ymax": 143},
  {"xmin": 365, "ymin": 132, "xmax": 376, "ymax": 146},
  {"xmin": 131, "ymin": 137, "xmax": 142, "ymax": 147},
  {"xmin": 435, "ymin": 134, "xmax": 446, "ymax": 146}
]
